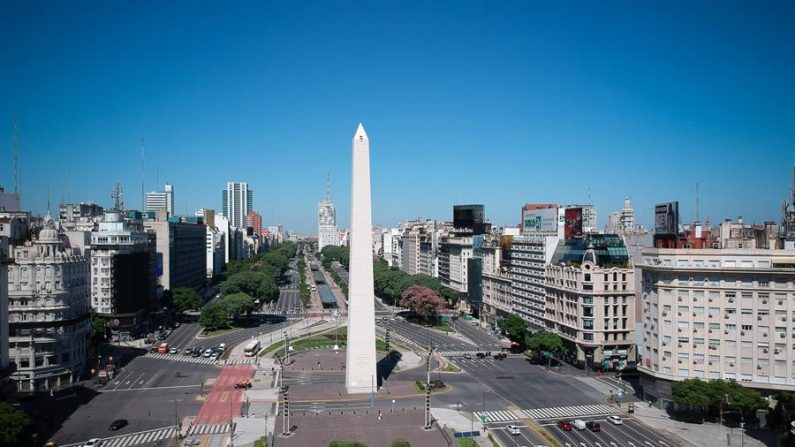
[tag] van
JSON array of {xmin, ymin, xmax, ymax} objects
[
  {"xmin": 219, "ymin": 343, "xmax": 227, "ymax": 351},
  {"xmin": 572, "ymin": 419, "xmax": 586, "ymax": 430}
]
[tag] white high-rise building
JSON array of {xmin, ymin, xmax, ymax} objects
[
  {"xmin": 639, "ymin": 248, "xmax": 795, "ymax": 407},
  {"xmin": 145, "ymin": 183, "xmax": 174, "ymax": 216},
  {"xmin": 222, "ymin": 182, "xmax": 253, "ymax": 229},
  {"xmin": 318, "ymin": 176, "xmax": 339, "ymax": 252}
]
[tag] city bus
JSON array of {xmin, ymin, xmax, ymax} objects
[
  {"xmin": 243, "ymin": 339, "xmax": 261, "ymax": 357},
  {"xmin": 158, "ymin": 342, "xmax": 169, "ymax": 353}
]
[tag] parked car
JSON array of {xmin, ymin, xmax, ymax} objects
[
  {"xmin": 607, "ymin": 415, "xmax": 623, "ymax": 425},
  {"xmin": 557, "ymin": 420, "xmax": 573, "ymax": 431},
  {"xmin": 573, "ymin": 419, "xmax": 586, "ymax": 430},
  {"xmin": 506, "ymin": 424, "xmax": 521, "ymax": 435},
  {"xmin": 109, "ymin": 419, "xmax": 128, "ymax": 430},
  {"xmin": 586, "ymin": 421, "xmax": 601, "ymax": 432},
  {"xmin": 83, "ymin": 439, "xmax": 102, "ymax": 447}
]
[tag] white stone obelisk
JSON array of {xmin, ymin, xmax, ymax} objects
[{"xmin": 345, "ymin": 123, "xmax": 377, "ymax": 394}]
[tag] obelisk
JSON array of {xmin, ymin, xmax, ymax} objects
[{"xmin": 345, "ymin": 123, "xmax": 377, "ymax": 394}]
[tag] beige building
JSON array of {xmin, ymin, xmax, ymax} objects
[
  {"xmin": 7, "ymin": 215, "xmax": 90, "ymax": 392},
  {"xmin": 545, "ymin": 235, "xmax": 636, "ymax": 370},
  {"xmin": 639, "ymin": 248, "xmax": 795, "ymax": 406},
  {"xmin": 0, "ymin": 236, "xmax": 9, "ymax": 371}
]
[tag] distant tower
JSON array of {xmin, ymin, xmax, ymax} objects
[
  {"xmin": 222, "ymin": 182, "xmax": 253, "ymax": 229},
  {"xmin": 111, "ymin": 183, "xmax": 124, "ymax": 211},
  {"xmin": 13, "ymin": 118, "xmax": 20, "ymax": 204},
  {"xmin": 318, "ymin": 171, "xmax": 339, "ymax": 251}
]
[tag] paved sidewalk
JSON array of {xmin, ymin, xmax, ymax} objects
[{"xmin": 433, "ymin": 408, "xmax": 491, "ymax": 447}]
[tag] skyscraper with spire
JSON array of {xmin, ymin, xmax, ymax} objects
[{"xmin": 318, "ymin": 172, "xmax": 339, "ymax": 251}]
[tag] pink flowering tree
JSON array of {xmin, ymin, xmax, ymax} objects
[{"xmin": 399, "ymin": 285, "xmax": 447, "ymax": 322}]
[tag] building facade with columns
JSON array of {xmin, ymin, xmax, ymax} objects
[{"xmin": 7, "ymin": 215, "xmax": 90, "ymax": 392}]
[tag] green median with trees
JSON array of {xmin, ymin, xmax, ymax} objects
[{"xmin": 199, "ymin": 242, "xmax": 297, "ymax": 331}]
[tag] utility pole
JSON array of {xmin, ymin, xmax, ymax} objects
[{"xmin": 13, "ymin": 118, "xmax": 20, "ymax": 205}]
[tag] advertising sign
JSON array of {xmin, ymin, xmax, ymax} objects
[
  {"xmin": 654, "ymin": 201, "xmax": 679, "ymax": 235},
  {"xmin": 522, "ymin": 206, "xmax": 558, "ymax": 234},
  {"xmin": 564, "ymin": 207, "xmax": 583, "ymax": 239}
]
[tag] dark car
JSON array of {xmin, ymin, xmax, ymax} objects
[
  {"xmin": 586, "ymin": 421, "xmax": 601, "ymax": 432},
  {"xmin": 192, "ymin": 347, "xmax": 203, "ymax": 357},
  {"xmin": 476, "ymin": 352, "xmax": 486, "ymax": 359},
  {"xmin": 109, "ymin": 419, "xmax": 128, "ymax": 431}
]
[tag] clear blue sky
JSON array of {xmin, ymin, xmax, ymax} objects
[{"xmin": 2, "ymin": 1, "xmax": 793, "ymax": 233}]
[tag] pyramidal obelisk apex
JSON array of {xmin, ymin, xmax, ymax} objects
[{"xmin": 345, "ymin": 122, "xmax": 377, "ymax": 394}]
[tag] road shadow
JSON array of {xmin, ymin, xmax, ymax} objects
[
  {"xmin": 11, "ymin": 384, "xmax": 102, "ymax": 447},
  {"xmin": 377, "ymin": 350, "xmax": 402, "ymax": 387}
]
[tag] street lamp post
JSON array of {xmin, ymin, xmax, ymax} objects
[{"xmin": 168, "ymin": 398, "xmax": 182, "ymax": 444}]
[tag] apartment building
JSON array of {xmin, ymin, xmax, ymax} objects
[
  {"xmin": 639, "ymin": 248, "xmax": 795, "ymax": 407},
  {"xmin": 545, "ymin": 235, "xmax": 635, "ymax": 370}
]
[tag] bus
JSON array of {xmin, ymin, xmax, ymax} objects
[
  {"xmin": 158, "ymin": 342, "xmax": 169, "ymax": 353},
  {"xmin": 243, "ymin": 339, "xmax": 261, "ymax": 357}
]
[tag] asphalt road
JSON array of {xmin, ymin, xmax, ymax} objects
[
  {"xmin": 542, "ymin": 415, "xmax": 682, "ymax": 447},
  {"xmin": 451, "ymin": 356, "xmax": 605, "ymax": 409},
  {"xmin": 449, "ymin": 318, "xmax": 502, "ymax": 351},
  {"xmin": 490, "ymin": 423, "xmax": 546, "ymax": 447},
  {"xmin": 195, "ymin": 319, "xmax": 292, "ymax": 354},
  {"xmin": 379, "ymin": 317, "xmax": 477, "ymax": 351},
  {"xmin": 53, "ymin": 358, "xmax": 215, "ymax": 445},
  {"xmin": 162, "ymin": 323, "xmax": 203, "ymax": 350},
  {"xmin": 272, "ymin": 289, "xmax": 303, "ymax": 313}
]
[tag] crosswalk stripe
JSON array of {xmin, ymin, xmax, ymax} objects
[{"xmin": 478, "ymin": 404, "xmax": 618, "ymax": 423}]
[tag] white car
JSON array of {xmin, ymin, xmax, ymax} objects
[
  {"xmin": 84, "ymin": 439, "xmax": 102, "ymax": 447},
  {"xmin": 506, "ymin": 424, "xmax": 521, "ymax": 435},
  {"xmin": 203, "ymin": 349, "xmax": 213, "ymax": 358},
  {"xmin": 607, "ymin": 415, "xmax": 623, "ymax": 425},
  {"xmin": 573, "ymin": 419, "xmax": 586, "ymax": 430}
]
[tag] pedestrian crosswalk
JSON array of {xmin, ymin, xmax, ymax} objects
[
  {"xmin": 187, "ymin": 424, "xmax": 231, "ymax": 435},
  {"xmin": 60, "ymin": 427, "xmax": 176, "ymax": 447},
  {"xmin": 437, "ymin": 350, "xmax": 481, "ymax": 357},
  {"xmin": 225, "ymin": 357, "xmax": 257, "ymax": 365},
  {"xmin": 143, "ymin": 352, "xmax": 218, "ymax": 365},
  {"xmin": 475, "ymin": 404, "xmax": 617, "ymax": 423}
]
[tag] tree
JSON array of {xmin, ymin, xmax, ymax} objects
[
  {"xmin": 220, "ymin": 293, "xmax": 256, "ymax": 319},
  {"xmin": 161, "ymin": 289, "xmax": 174, "ymax": 309},
  {"xmin": 526, "ymin": 331, "xmax": 564, "ymax": 354},
  {"xmin": 390, "ymin": 440, "xmax": 411, "ymax": 447},
  {"xmin": 199, "ymin": 303, "xmax": 229, "ymax": 330},
  {"xmin": 0, "ymin": 402, "xmax": 31, "ymax": 447},
  {"xmin": 498, "ymin": 314, "xmax": 527, "ymax": 345},
  {"xmin": 399, "ymin": 285, "xmax": 446, "ymax": 321},
  {"xmin": 91, "ymin": 313, "xmax": 107, "ymax": 339},
  {"xmin": 172, "ymin": 287, "xmax": 204, "ymax": 313}
]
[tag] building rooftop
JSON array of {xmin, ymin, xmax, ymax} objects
[{"xmin": 550, "ymin": 234, "xmax": 630, "ymax": 267}]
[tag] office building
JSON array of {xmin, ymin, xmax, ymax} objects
[
  {"xmin": 59, "ymin": 202, "xmax": 104, "ymax": 227},
  {"xmin": 783, "ymin": 166, "xmax": 795, "ymax": 246},
  {"xmin": 565, "ymin": 204, "xmax": 598, "ymax": 234},
  {"xmin": 639, "ymin": 248, "xmax": 795, "ymax": 407},
  {"xmin": 222, "ymin": 182, "xmax": 253, "ymax": 229},
  {"xmin": 606, "ymin": 198, "xmax": 646, "ymax": 235},
  {"xmin": 0, "ymin": 210, "xmax": 31, "ymax": 246},
  {"xmin": 719, "ymin": 218, "xmax": 779, "ymax": 250},
  {"xmin": 90, "ymin": 211, "xmax": 157, "ymax": 333},
  {"xmin": 481, "ymin": 236, "xmax": 514, "ymax": 327},
  {"xmin": 144, "ymin": 212, "xmax": 207, "ymax": 292},
  {"xmin": 245, "ymin": 210, "xmax": 263, "ymax": 236},
  {"xmin": 145, "ymin": 183, "xmax": 174, "ymax": 216},
  {"xmin": 439, "ymin": 205, "xmax": 490, "ymax": 305},
  {"xmin": 7, "ymin": 215, "xmax": 90, "ymax": 392},
  {"xmin": 318, "ymin": 181, "xmax": 339, "ymax": 252},
  {"xmin": 400, "ymin": 220, "xmax": 444, "ymax": 277},
  {"xmin": 0, "ymin": 236, "xmax": 9, "ymax": 371},
  {"xmin": 545, "ymin": 234, "xmax": 636, "ymax": 370},
  {"xmin": 0, "ymin": 187, "xmax": 20, "ymax": 212}
]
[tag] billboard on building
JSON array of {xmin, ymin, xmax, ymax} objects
[
  {"xmin": 453, "ymin": 204, "xmax": 487, "ymax": 235},
  {"xmin": 564, "ymin": 207, "xmax": 583, "ymax": 239},
  {"xmin": 521, "ymin": 205, "xmax": 559, "ymax": 234},
  {"xmin": 654, "ymin": 201, "xmax": 679, "ymax": 235}
]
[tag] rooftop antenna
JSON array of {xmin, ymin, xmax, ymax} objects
[
  {"xmin": 587, "ymin": 185, "xmax": 592, "ymax": 204},
  {"xmin": 47, "ymin": 181, "xmax": 50, "ymax": 214},
  {"xmin": 140, "ymin": 136, "xmax": 145, "ymax": 211},
  {"xmin": 67, "ymin": 168, "xmax": 72, "ymax": 204},
  {"xmin": 156, "ymin": 152, "xmax": 160, "ymax": 187},
  {"xmin": 325, "ymin": 170, "xmax": 332, "ymax": 202},
  {"xmin": 695, "ymin": 181, "xmax": 700, "ymax": 223},
  {"xmin": 13, "ymin": 118, "xmax": 20, "ymax": 205}
]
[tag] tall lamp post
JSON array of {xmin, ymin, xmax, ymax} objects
[
  {"xmin": 424, "ymin": 346, "xmax": 435, "ymax": 429},
  {"xmin": 168, "ymin": 398, "xmax": 183, "ymax": 444}
]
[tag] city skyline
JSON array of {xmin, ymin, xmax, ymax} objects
[{"xmin": 2, "ymin": 2, "xmax": 794, "ymax": 232}]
